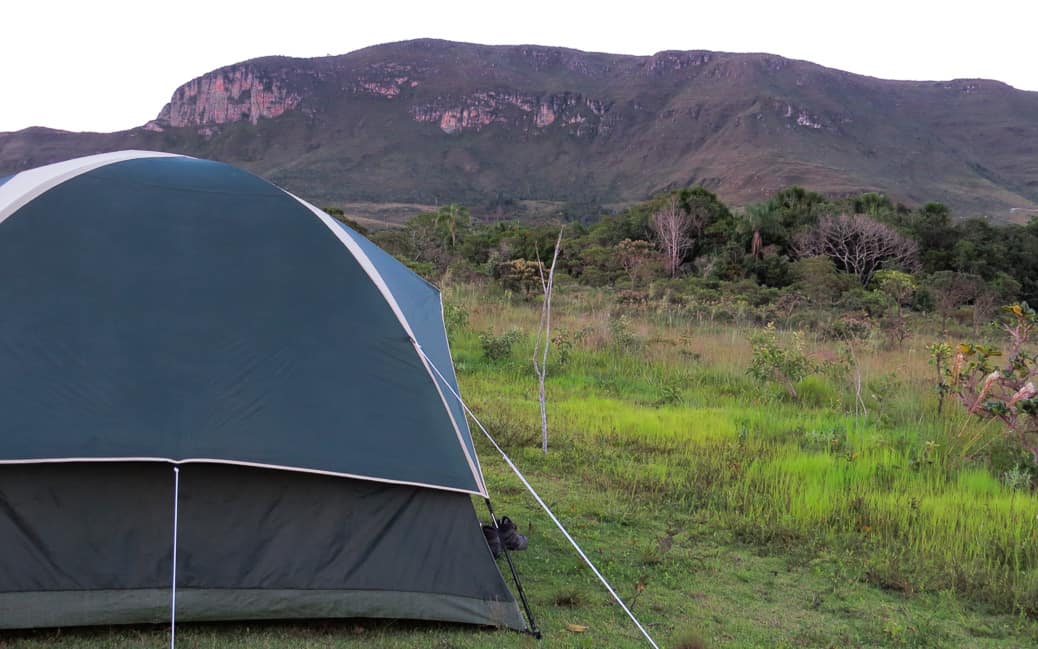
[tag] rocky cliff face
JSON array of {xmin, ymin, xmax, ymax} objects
[
  {"xmin": 3, "ymin": 39, "xmax": 1037, "ymax": 219},
  {"xmin": 147, "ymin": 66, "xmax": 302, "ymax": 131},
  {"xmin": 406, "ymin": 91, "xmax": 608, "ymax": 135}
]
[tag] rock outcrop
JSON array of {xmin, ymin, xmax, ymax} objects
[
  {"xmin": 408, "ymin": 91, "xmax": 608, "ymax": 135},
  {"xmin": 149, "ymin": 66, "xmax": 301, "ymax": 130}
]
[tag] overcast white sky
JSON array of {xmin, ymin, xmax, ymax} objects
[{"xmin": 3, "ymin": 1, "xmax": 1035, "ymax": 133}]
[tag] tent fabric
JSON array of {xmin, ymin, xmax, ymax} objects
[
  {"xmin": 331, "ymin": 219, "xmax": 480, "ymax": 472},
  {"xmin": 0, "ymin": 152, "xmax": 483, "ymax": 495},
  {"xmin": 0, "ymin": 463, "xmax": 524, "ymax": 629},
  {"xmin": 0, "ymin": 151, "xmax": 523, "ymax": 632}
]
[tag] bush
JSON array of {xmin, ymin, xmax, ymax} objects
[
  {"xmin": 747, "ymin": 323, "xmax": 815, "ymax": 400},
  {"xmin": 818, "ymin": 314, "xmax": 873, "ymax": 341},
  {"xmin": 609, "ymin": 314, "xmax": 640, "ymax": 350},
  {"xmin": 479, "ymin": 329, "xmax": 522, "ymax": 361},
  {"xmin": 443, "ymin": 302, "xmax": 469, "ymax": 334},
  {"xmin": 840, "ymin": 287, "xmax": 891, "ymax": 317}
]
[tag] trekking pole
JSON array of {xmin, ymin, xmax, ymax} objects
[{"xmin": 485, "ymin": 498, "xmax": 541, "ymax": 639}]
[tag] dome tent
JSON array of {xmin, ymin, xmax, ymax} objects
[{"xmin": 0, "ymin": 151, "xmax": 526, "ymax": 630}]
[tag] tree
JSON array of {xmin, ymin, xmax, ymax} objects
[
  {"xmin": 433, "ymin": 203, "xmax": 471, "ymax": 249},
  {"xmin": 494, "ymin": 259, "xmax": 543, "ymax": 298},
  {"xmin": 874, "ymin": 269, "xmax": 917, "ymax": 348},
  {"xmin": 759, "ymin": 186, "xmax": 832, "ymax": 254},
  {"xmin": 793, "ymin": 214, "xmax": 918, "ymax": 286},
  {"xmin": 924, "ymin": 271, "xmax": 983, "ymax": 334},
  {"xmin": 614, "ymin": 238, "xmax": 660, "ymax": 284},
  {"xmin": 897, "ymin": 202, "xmax": 955, "ymax": 272},
  {"xmin": 851, "ymin": 192, "xmax": 896, "ymax": 219},
  {"xmin": 874, "ymin": 270, "xmax": 916, "ymax": 318},
  {"xmin": 533, "ymin": 228, "xmax": 564, "ymax": 454},
  {"xmin": 678, "ymin": 186, "xmax": 732, "ymax": 256},
  {"xmin": 789, "ymin": 256, "xmax": 856, "ymax": 305},
  {"xmin": 649, "ymin": 197, "xmax": 694, "ymax": 278},
  {"xmin": 972, "ymin": 273, "xmax": 1022, "ymax": 336}
]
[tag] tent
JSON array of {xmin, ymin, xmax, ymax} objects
[{"xmin": 0, "ymin": 151, "xmax": 526, "ymax": 631}]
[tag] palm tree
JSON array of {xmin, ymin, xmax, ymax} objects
[{"xmin": 434, "ymin": 203, "xmax": 469, "ymax": 249}]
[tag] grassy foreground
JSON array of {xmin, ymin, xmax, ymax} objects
[{"xmin": 5, "ymin": 282, "xmax": 1038, "ymax": 648}]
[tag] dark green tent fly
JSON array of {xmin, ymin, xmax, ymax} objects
[{"xmin": 0, "ymin": 151, "xmax": 524, "ymax": 631}]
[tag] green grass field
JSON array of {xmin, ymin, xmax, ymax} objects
[{"xmin": 6, "ymin": 283, "xmax": 1038, "ymax": 648}]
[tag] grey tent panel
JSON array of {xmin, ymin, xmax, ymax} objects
[{"xmin": 0, "ymin": 463, "xmax": 524, "ymax": 629}]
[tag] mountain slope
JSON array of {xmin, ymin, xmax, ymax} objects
[{"xmin": 2, "ymin": 39, "xmax": 1036, "ymax": 218}]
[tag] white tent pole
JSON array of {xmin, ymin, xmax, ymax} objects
[
  {"xmin": 171, "ymin": 466, "xmax": 180, "ymax": 649},
  {"xmin": 413, "ymin": 345, "xmax": 661, "ymax": 649}
]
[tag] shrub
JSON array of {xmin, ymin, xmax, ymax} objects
[
  {"xmin": 946, "ymin": 304, "xmax": 1038, "ymax": 460},
  {"xmin": 609, "ymin": 314, "xmax": 639, "ymax": 350},
  {"xmin": 840, "ymin": 287, "xmax": 891, "ymax": 317},
  {"xmin": 818, "ymin": 314, "xmax": 873, "ymax": 342},
  {"xmin": 479, "ymin": 329, "xmax": 522, "ymax": 362},
  {"xmin": 443, "ymin": 302, "xmax": 469, "ymax": 334},
  {"xmin": 747, "ymin": 323, "xmax": 816, "ymax": 400}
]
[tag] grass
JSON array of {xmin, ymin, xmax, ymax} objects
[{"xmin": 5, "ymin": 282, "xmax": 1038, "ymax": 648}]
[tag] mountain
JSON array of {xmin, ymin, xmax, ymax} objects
[{"xmin": 2, "ymin": 39, "xmax": 1037, "ymax": 220}]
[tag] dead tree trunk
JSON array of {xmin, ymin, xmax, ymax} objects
[{"xmin": 534, "ymin": 228, "xmax": 564, "ymax": 454}]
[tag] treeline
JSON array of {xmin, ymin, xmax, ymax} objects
[{"xmin": 348, "ymin": 186, "xmax": 1038, "ymax": 330}]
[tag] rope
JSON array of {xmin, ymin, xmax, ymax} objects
[
  {"xmin": 171, "ymin": 466, "xmax": 180, "ymax": 649},
  {"xmin": 415, "ymin": 344, "xmax": 661, "ymax": 649}
]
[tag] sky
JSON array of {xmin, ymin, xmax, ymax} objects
[{"xmin": 3, "ymin": 1, "xmax": 1035, "ymax": 133}]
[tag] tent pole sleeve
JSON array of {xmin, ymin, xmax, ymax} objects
[
  {"xmin": 484, "ymin": 498, "xmax": 540, "ymax": 639},
  {"xmin": 171, "ymin": 466, "xmax": 180, "ymax": 649}
]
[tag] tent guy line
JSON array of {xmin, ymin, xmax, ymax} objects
[
  {"xmin": 414, "ymin": 342, "xmax": 663, "ymax": 649},
  {"xmin": 170, "ymin": 466, "xmax": 180, "ymax": 649}
]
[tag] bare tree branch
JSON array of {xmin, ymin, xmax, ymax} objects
[
  {"xmin": 794, "ymin": 214, "xmax": 918, "ymax": 286},
  {"xmin": 649, "ymin": 197, "xmax": 694, "ymax": 279},
  {"xmin": 533, "ymin": 227, "xmax": 564, "ymax": 454}
]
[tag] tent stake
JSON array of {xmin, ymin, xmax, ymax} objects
[{"xmin": 485, "ymin": 498, "xmax": 541, "ymax": 639}]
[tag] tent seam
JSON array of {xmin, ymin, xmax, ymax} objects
[{"xmin": 0, "ymin": 458, "xmax": 483, "ymax": 496}]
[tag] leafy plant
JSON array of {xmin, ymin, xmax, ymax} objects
[
  {"xmin": 1001, "ymin": 464, "xmax": 1033, "ymax": 492},
  {"xmin": 928, "ymin": 342, "xmax": 953, "ymax": 415},
  {"xmin": 945, "ymin": 304, "xmax": 1038, "ymax": 460},
  {"xmin": 747, "ymin": 323, "xmax": 815, "ymax": 399},
  {"xmin": 551, "ymin": 329, "xmax": 575, "ymax": 366},
  {"xmin": 609, "ymin": 314, "xmax": 639, "ymax": 350},
  {"xmin": 442, "ymin": 302, "xmax": 469, "ymax": 334},
  {"xmin": 493, "ymin": 258, "xmax": 544, "ymax": 298},
  {"xmin": 479, "ymin": 328, "xmax": 522, "ymax": 361}
]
